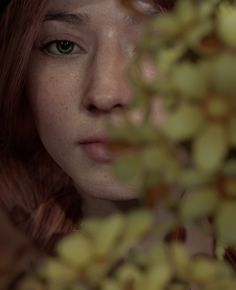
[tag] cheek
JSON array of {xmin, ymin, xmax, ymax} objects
[
  {"xmin": 25, "ymin": 55, "xmax": 85, "ymax": 122},
  {"xmin": 25, "ymin": 65, "xmax": 78, "ymax": 145},
  {"xmin": 26, "ymin": 75, "xmax": 79, "ymax": 164},
  {"xmin": 28, "ymin": 79, "xmax": 66, "ymax": 127}
]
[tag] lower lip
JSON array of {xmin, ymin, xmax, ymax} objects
[{"xmin": 79, "ymin": 143, "xmax": 113, "ymax": 162}]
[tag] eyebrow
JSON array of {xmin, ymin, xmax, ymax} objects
[
  {"xmin": 44, "ymin": 11, "xmax": 90, "ymax": 26},
  {"xmin": 43, "ymin": 10, "xmax": 155, "ymax": 27}
]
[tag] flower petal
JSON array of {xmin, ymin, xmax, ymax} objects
[
  {"xmin": 163, "ymin": 104, "xmax": 205, "ymax": 141},
  {"xmin": 193, "ymin": 123, "xmax": 228, "ymax": 173},
  {"xmin": 216, "ymin": 202, "xmax": 236, "ymax": 245},
  {"xmin": 180, "ymin": 187, "xmax": 219, "ymax": 221}
]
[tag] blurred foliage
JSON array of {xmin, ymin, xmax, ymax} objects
[{"xmin": 6, "ymin": 0, "xmax": 236, "ymax": 289}]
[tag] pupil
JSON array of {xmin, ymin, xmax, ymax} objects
[{"xmin": 57, "ymin": 41, "xmax": 73, "ymax": 53}]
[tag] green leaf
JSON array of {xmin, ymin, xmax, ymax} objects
[
  {"xmin": 190, "ymin": 258, "xmax": 219, "ymax": 284},
  {"xmin": 40, "ymin": 259, "xmax": 77, "ymax": 282},
  {"xmin": 169, "ymin": 242, "xmax": 191, "ymax": 280},
  {"xmin": 156, "ymin": 44, "xmax": 185, "ymax": 73},
  {"xmin": 163, "ymin": 104, "xmax": 205, "ymax": 141},
  {"xmin": 223, "ymin": 160, "xmax": 236, "ymax": 176},
  {"xmin": 125, "ymin": 209, "xmax": 153, "ymax": 239},
  {"xmin": 164, "ymin": 158, "xmax": 181, "ymax": 184},
  {"xmin": 193, "ymin": 123, "xmax": 228, "ymax": 173},
  {"xmin": 113, "ymin": 153, "xmax": 144, "ymax": 182},
  {"xmin": 212, "ymin": 54, "xmax": 236, "ymax": 96},
  {"xmin": 207, "ymin": 97, "xmax": 230, "ymax": 119},
  {"xmin": 188, "ymin": 20, "xmax": 213, "ymax": 49},
  {"xmin": 216, "ymin": 202, "xmax": 236, "ymax": 245},
  {"xmin": 146, "ymin": 244, "xmax": 168, "ymax": 266},
  {"xmin": 116, "ymin": 265, "xmax": 142, "ymax": 289},
  {"xmin": 229, "ymin": 117, "xmax": 236, "ymax": 147},
  {"xmin": 180, "ymin": 169, "xmax": 211, "ymax": 188},
  {"xmin": 115, "ymin": 210, "xmax": 153, "ymax": 257},
  {"xmin": 145, "ymin": 264, "xmax": 172, "ymax": 290},
  {"xmin": 138, "ymin": 122, "xmax": 160, "ymax": 143},
  {"xmin": 151, "ymin": 14, "xmax": 181, "ymax": 38},
  {"xmin": 87, "ymin": 262, "xmax": 110, "ymax": 284},
  {"xmin": 167, "ymin": 283, "xmax": 188, "ymax": 290},
  {"xmin": 56, "ymin": 233, "xmax": 93, "ymax": 268},
  {"xmin": 176, "ymin": 0, "xmax": 196, "ymax": 27},
  {"xmin": 217, "ymin": 4, "xmax": 236, "ymax": 48},
  {"xmin": 225, "ymin": 178, "xmax": 236, "ymax": 197},
  {"xmin": 80, "ymin": 219, "xmax": 101, "ymax": 236},
  {"xmin": 101, "ymin": 279, "xmax": 121, "ymax": 290},
  {"xmin": 106, "ymin": 121, "xmax": 138, "ymax": 144},
  {"xmin": 171, "ymin": 63, "xmax": 208, "ymax": 100},
  {"xmin": 106, "ymin": 122, "xmax": 124, "ymax": 140},
  {"xmin": 93, "ymin": 214, "xmax": 125, "ymax": 257},
  {"xmin": 142, "ymin": 145, "xmax": 166, "ymax": 172},
  {"xmin": 180, "ymin": 187, "xmax": 219, "ymax": 221},
  {"xmin": 130, "ymin": 88, "xmax": 149, "ymax": 108}
]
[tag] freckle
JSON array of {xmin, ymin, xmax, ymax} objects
[{"xmin": 60, "ymin": 103, "xmax": 68, "ymax": 111}]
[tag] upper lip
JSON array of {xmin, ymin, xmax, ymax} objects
[{"xmin": 78, "ymin": 135, "xmax": 110, "ymax": 144}]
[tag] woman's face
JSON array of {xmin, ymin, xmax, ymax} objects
[{"xmin": 26, "ymin": 0, "xmax": 161, "ymax": 200}]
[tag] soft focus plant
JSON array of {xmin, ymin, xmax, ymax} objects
[
  {"xmin": 109, "ymin": 0, "xmax": 236, "ymax": 249},
  {"xmin": 8, "ymin": 0, "xmax": 236, "ymax": 289}
]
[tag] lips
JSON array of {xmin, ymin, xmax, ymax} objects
[
  {"xmin": 78, "ymin": 137, "xmax": 114, "ymax": 162},
  {"xmin": 78, "ymin": 136, "xmax": 138, "ymax": 162}
]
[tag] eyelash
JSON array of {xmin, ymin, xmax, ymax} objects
[{"xmin": 42, "ymin": 40, "xmax": 86, "ymax": 57}]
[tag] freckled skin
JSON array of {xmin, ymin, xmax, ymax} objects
[{"xmin": 25, "ymin": 0, "xmax": 159, "ymax": 200}]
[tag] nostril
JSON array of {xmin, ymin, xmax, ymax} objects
[
  {"xmin": 87, "ymin": 104, "xmax": 99, "ymax": 113},
  {"xmin": 113, "ymin": 103, "xmax": 125, "ymax": 111},
  {"xmin": 86, "ymin": 103, "xmax": 126, "ymax": 115}
]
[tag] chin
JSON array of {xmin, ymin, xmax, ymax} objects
[
  {"xmin": 75, "ymin": 177, "xmax": 141, "ymax": 201},
  {"xmin": 93, "ymin": 189, "xmax": 139, "ymax": 201}
]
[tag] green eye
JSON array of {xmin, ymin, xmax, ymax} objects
[
  {"xmin": 56, "ymin": 40, "xmax": 74, "ymax": 54},
  {"xmin": 44, "ymin": 40, "xmax": 85, "ymax": 56}
]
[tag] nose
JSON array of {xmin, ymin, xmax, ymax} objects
[{"xmin": 82, "ymin": 38, "xmax": 133, "ymax": 115}]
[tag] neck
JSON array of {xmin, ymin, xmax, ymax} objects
[{"xmin": 77, "ymin": 190, "xmax": 141, "ymax": 219}]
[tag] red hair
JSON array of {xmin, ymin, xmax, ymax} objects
[{"xmin": 0, "ymin": 0, "xmax": 82, "ymax": 253}]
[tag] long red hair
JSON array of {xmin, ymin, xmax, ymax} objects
[{"xmin": 0, "ymin": 0, "xmax": 82, "ymax": 253}]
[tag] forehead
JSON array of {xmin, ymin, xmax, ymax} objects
[
  {"xmin": 46, "ymin": 0, "xmax": 156, "ymax": 15},
  {"xmin": 44, "ymin": 0, "xmax": 157, "ymax": 29}
]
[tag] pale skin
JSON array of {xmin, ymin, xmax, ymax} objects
[{"xmin": 25, "ymin": 0, "xmax": 213, "ymax": 257}]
